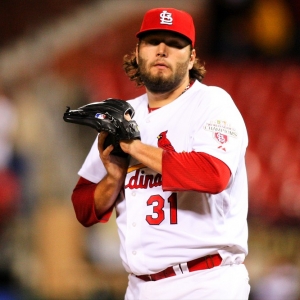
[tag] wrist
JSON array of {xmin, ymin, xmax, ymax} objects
[{"xmin": 105, "ymin": 171, "xmax": 126, "ymax": 186}]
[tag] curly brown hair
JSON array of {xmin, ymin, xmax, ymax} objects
[{"xmin": 123, "ymin": 48, "xmax": 206, "ymax": 87}]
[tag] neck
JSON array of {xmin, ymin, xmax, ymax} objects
[{"xmin": 147, "ymin": 78, "xmax": 191, "ymax": 108}]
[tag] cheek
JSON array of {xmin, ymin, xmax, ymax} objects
[
  {"xmin": 139, "ymin": 51, "xmax": 153, "ymax": 65},
  {"xmin": 175, "ymin": 53, "xmax": 192, "ymax": 68},
  {"xmin": 138, "ymin": 53, "xmax": 151, "ymax": 69},
  {"xmin": 137, "ymin": 57, "xmax": 147, "ymax": 72},
  {"xmin": 173, "ymin": 50, "xmax": 191, "ymax": 63}
]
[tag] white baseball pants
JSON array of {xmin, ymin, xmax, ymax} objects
[{"xmin": 125, "ymin": 264, "xmax": 250, "ymax": 300}]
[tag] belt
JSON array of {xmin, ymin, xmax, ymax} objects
[{"xmin": 136, "ymin": 254, "xmax": 222, "ymax": 282}]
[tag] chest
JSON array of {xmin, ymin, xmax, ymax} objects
[{"xmin": 134, "ymin": 101, "xmax": 203, "ymax": 152}]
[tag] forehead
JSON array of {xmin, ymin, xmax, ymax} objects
[{"xmin": 139, "ymin": 30, "xmax": 191, "ymax": 45}]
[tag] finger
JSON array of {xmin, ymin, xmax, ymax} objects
[
  {"xmin": 103, "ymin": 144, "xmax": 114, "ymax": 157},
  {"xmin": 124, "ymin": 113, "xmax": 131, "ymax": 121}
]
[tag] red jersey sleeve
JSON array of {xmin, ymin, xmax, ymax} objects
[
  {"xmin": 162, "ymin": 151, "xmax": 231, "ymax": 193},
  {"xmin": 72, "ymin": 177, "xmax": 114, "ymax": 227}
]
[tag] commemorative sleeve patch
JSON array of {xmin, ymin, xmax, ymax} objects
[{"xmin": 204, "ymin": 120, "xmax": 238, "ymax": 151}]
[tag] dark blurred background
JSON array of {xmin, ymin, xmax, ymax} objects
[{"xmin": 0, "ymin": 0, "xmax": 299, "ymax": 299}]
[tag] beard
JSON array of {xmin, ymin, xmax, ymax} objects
[{"xmin": 138, "ymin": 56, "xmax": 190, "ymax": 93}]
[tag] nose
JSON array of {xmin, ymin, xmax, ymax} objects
[{"xmin": 156, "ymin": 42, "xmax": 167, "ymax": 57}]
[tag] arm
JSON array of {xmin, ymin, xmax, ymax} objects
[
  {"xmin": 72, "ymin": 177, "xmax": 114, "ymax": 226},
  {"xmin": 120, "ymin": 139, "xmax": 230, "ymax": 193},
  {"xmin": 72, "ymin": 132, "xmax": 128, "ymax": 226},
  {"xmin": 93, "ymin": 132, "xmax": 129, "ymax": 216},
  {"xmin": 162, "ymin": 151, "xmax": 231, "ymax": 193},
  {"xmin": 120, "ymin": 139, "xmax": 163, "ymax": 173}
]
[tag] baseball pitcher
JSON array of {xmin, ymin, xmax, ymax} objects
[{"xmin": 65, "ymin": 7, "xmax": 250, "ymax": 300}]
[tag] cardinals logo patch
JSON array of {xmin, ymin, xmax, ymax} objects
[
  {"xmin": 204, "ymin": 120, "xmax": 237, "ymax": 151},
  {"xmin": 157, "ymin": 130, "xmax": 175, "ymax": 151},
  {"xmin": 215, "ymin": 132, "xmax": 228, "ymax": 151}
]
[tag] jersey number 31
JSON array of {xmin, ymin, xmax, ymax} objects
[{"xmin": 146, "ymin": 193, "xmax": 178, "ymax": 225}]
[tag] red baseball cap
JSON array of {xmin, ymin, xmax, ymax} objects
[{"xmin": 136, "ymin": 8, "xmax": 195, "ymax": 47}]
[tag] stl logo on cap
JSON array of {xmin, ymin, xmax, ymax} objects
[
  {"xmin": 136, "ymin": 8, "xmax": 196, "ymax": 47},
  {"xmin": 160, "ymin": 10, "xmax": 173, "ymax": 25}
]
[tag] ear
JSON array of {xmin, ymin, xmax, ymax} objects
[
  {"xmin": 188, "ymin": 49, "xmax": 196, "ymax": 70},
  {"xmin": 135, "ymin": 44, "xmax": 139, "ymax": 65}
]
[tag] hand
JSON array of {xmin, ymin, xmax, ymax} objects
[
  {"xmin": 119, "ymin": 113, "xmax": 136, "ymax": 154},
  {"xmin": 98, "ymin": 132, "xmax": 129, "ymax": 181},
  {"xmin": 120, "ymin": 138, "xmax": 139, "ymax": 155}
]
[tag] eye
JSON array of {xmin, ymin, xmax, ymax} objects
[
  {"xmin": 165, "ymin": 40, "xmax": 186, "ymax": 49},
  {"xmin": 147, "ymin": 38, "xmax": 160, "ymax": 46},
  {"xmin": 140, "ymin": 34, "xmax": 190, "ymax": 49}
]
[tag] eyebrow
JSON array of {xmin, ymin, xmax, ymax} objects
[
  {"xmin": 140, "ymin": 31, "xmax": 190, "ymax": 43},
  {"xmin": 140, "ymin": 34, "xmax": 190, "ymax": 48}
]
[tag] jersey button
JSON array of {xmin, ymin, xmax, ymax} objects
[
  {"xmin": 132, "ymin": 191, "xmax": 136, "ymax": 196},
  {"xmin": 132, "ymin": 250, "xmax": 137, "ymax": 255},
  {"xmin": 132, "ymin": 222, "xmax": 136, "ymax": 227}
]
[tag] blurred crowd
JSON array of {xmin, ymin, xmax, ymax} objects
[
  {"xmin": 0, "ymin": 87, "xmax": 24, "ymax": 298},
  {"xmin": 205, "ymin": 0, "xmax": 300, "ymax": 60},
  {"xmin": 0, "ymin": 0, "xmax": 300, "ymax": 299}
]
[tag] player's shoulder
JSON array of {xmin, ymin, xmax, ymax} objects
[
  {"xmin": 197, "ymin": 81, "xmax": 232, "ymax": 100},
  {"xmin": 193, "ymin": 82, "xmax": 235, "ymax": 110},
  {"xmin": 193, "ymin": 81, "xmax": 244, "ymax": 121},
  {"xmin": 125, "ymin": 93, "xmax": 148, "ymax": 111}
]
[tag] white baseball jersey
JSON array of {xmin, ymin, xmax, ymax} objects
[{"xmin": 78, "ymin": 80, "xmax": 248, "ymax": 276}]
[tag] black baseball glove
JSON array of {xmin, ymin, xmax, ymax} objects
[{"xmin": 63, "ymin": 98, "xmax": 140, "ymax": 157}]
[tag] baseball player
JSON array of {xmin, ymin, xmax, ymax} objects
[{"xmin": 71, "ymin": 8, "xmax": 250, "ymax": 300}]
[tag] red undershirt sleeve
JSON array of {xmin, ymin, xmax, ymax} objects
[
  {"xmin": 162, "ymin": 151, "xmax": 231, "ymax": 193},
  {"xmin": 71, "ymin": 177, "xmax": 114, "ymax": 227}
]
